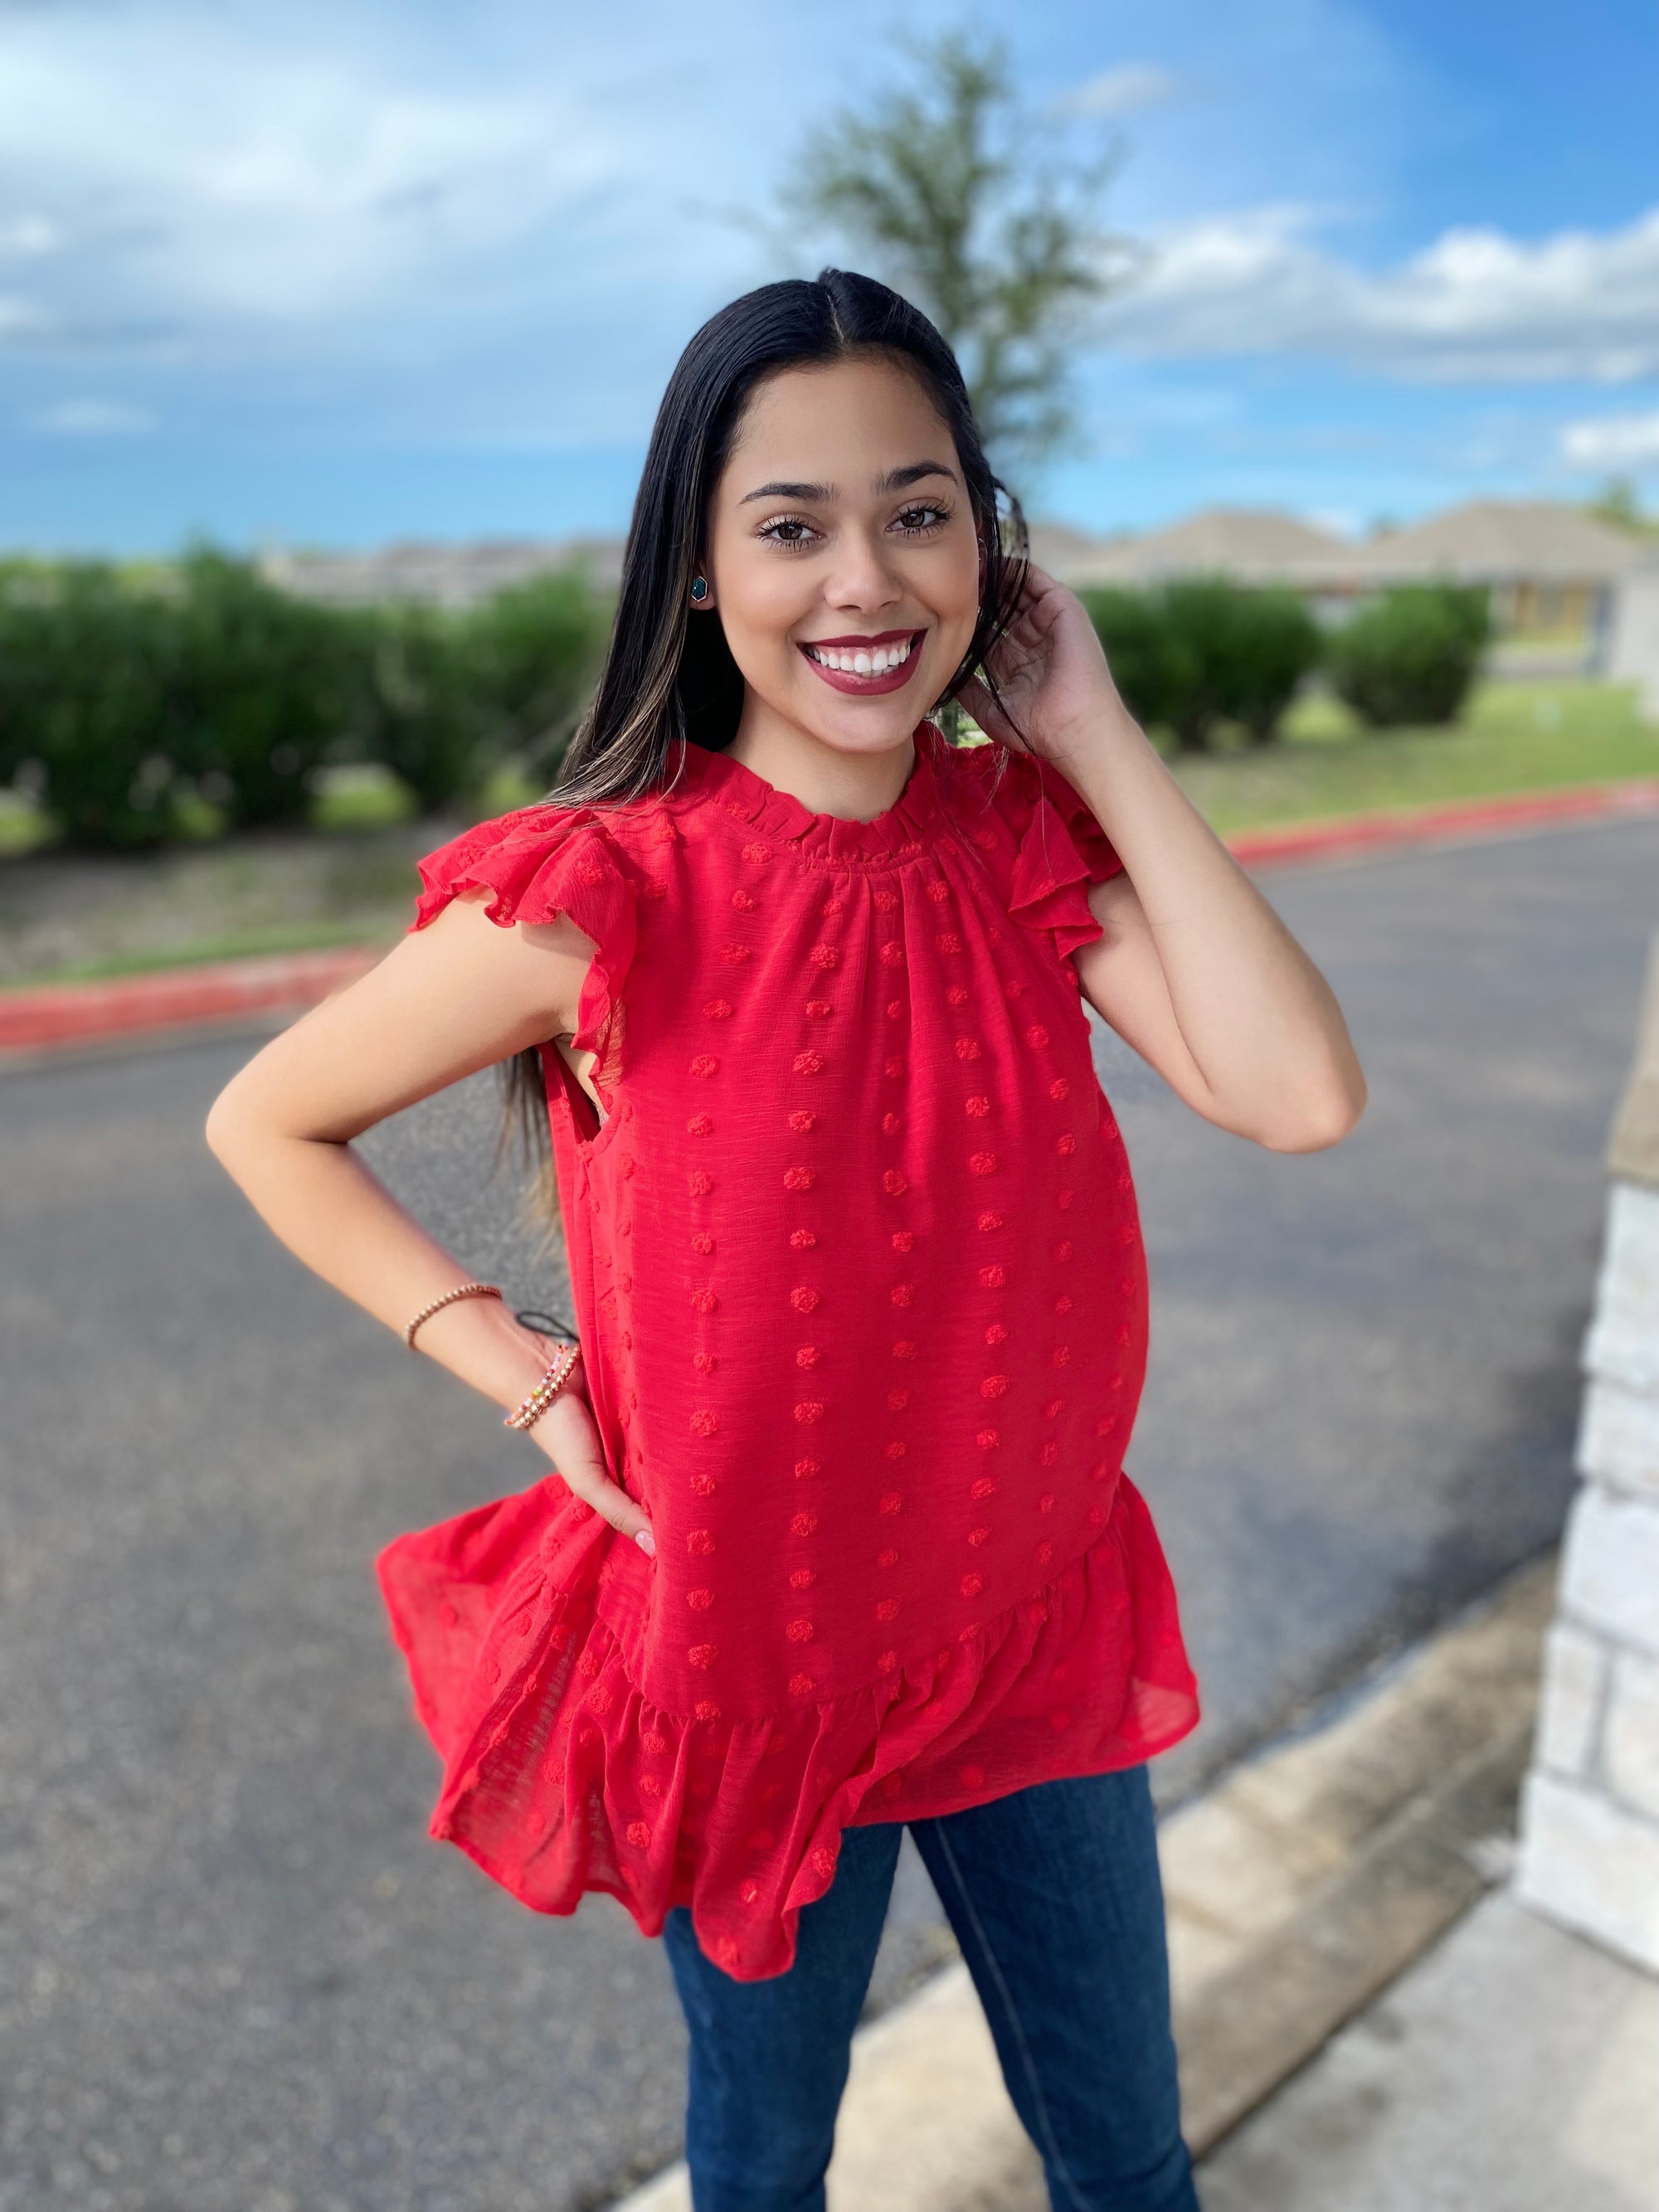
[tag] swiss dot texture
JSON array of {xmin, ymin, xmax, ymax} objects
[{"xmin": 382, "ymin": 721, "xmax": 1198, "ymax": 1986}]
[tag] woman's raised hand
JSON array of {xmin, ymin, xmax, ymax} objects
[
  {"xmin": 958, "ymin": 562, "xmax": 1131, "ymax": 770},
  {"xmin": 530, "ymin": 1360, "xmax": 657, "ymax": 1556}
]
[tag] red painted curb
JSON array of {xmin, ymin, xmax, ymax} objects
[
  {"xmin": 0, "ymin": 944, "xmax": 381, "ymax": 1054},
  {"xmin": 1225, "ymin": 775, "xmax": 1659, "ymax": 868},
  {"xmin": 4, "ymin": 775, "xmax": 1659, "ymax": 1060}
]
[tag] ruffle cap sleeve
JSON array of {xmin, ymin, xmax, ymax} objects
[
  {"xmin": 947, "ymin": 739, "xmax": 1124, "ymax": 967},
  {"xmin": 411, "ymin": 805, "xmax": 639, "ymax": 1080}
]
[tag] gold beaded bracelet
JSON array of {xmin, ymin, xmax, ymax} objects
[
  {"xmin": 504, "ymin": 1343, "xmax": 583, "ymax": 1432},
  {"xmin": 404, "ymin": 1281, "xmax": 503, "ymax": 1351}
]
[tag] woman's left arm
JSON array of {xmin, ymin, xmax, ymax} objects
[{"xmin": 964, "ymin": 567, "xmax": 1367, "ymax": 1154}]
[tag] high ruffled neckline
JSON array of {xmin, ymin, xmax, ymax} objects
[{"xmin": 676, "ymin": 722, "xmax": 949, "ymax": 864}]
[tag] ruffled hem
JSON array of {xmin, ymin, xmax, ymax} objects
[
  {"xmin": 410, "ymin": 805, "xmax": 640, "ymax": 1094},
  {"xmin": 377, "ymin": 1471, "xmax": 1198, "ymax": 1981}
]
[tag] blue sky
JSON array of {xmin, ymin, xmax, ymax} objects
[{"xmin": 3, "ymin": 0, "xmax": 1658, "ymax": 552}]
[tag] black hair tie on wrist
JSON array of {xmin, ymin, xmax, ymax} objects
[{"xmin": 515, "ymin": 1307, "xmax": 578, "ymax": 1340}]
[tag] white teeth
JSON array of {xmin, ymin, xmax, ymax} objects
[{"xmin": 807, "ymin": 637, "xmax": 914, "ymax": 675}]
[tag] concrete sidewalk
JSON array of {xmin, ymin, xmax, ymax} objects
[{"xmin": 1198, "ymin": 1887, "xmax": 1659, "ymax": 2212}]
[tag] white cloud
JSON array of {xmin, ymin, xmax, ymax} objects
[
  {"xmin": 1057, "ymin": 64, "xmax": 1185, "ymax": 119},
  {"xmin": 1561, "ymin": 411, "xmax": 1659, "ymax": 468},
  {"xmin": 0, "ymin": 12, "xmax": 635, "ymax": 335},
  {"xmin": 35, "ymin": 399, "xmax": 154, "ymax": 436},
  {"xmin": 1102, "ymin": 202, "xmax": 1659, "ymax": 382}
]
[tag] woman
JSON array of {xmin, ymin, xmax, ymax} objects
[{"xmin": 207, "ymin": 268, "xmax": 1365, "ymax": 2212}]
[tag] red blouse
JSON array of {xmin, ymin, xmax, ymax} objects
[{"xmin": 377, "ymin": 721, "xmax": 1199, "ymax": 1980}]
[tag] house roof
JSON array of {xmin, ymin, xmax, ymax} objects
[
  {"xmin": 1049, "ymin": 507, "xmax": 1354, "ymax": 587},
  {"xmin": 260, "ymin": 536, "xmax": 625, "ymax": 606},
  {"xmin": 1360, "ymin": 502, "xmax": 1646, "ymax": 583},
  {"xmin": 261, "ymin": 500, "xmax": 1647, "ymax": 612}
]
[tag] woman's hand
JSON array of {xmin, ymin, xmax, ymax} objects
[
  {"xmin": 528, "ymin": 1357, "xmax": 656, "ymax": 1556},
  {"xmin": 955, "ymin": 563, "xmax": 1367, "ymax": 1155},
  {"xmin": 957, "ymin": 562, "xmax": 1125, "ymax": 769}
]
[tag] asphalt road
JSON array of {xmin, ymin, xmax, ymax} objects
[{"xmin": 2, "ymin": 815, "xmax": 1656, "ymax": 2211}]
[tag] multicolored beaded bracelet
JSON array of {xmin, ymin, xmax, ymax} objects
[{"xmin": 504, "ymin": 1342, "xmax": 582, "ymax": 1432}]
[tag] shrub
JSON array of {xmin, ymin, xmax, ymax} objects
[
  {"xmin": 0, "ymin": 549, "xmax": 607, "ymax": 848},
  {"xmin": 1081, "ymin": 578, "xmax": 1321, "ymax": 750},
  {"xmin": 1078, "ymin": 586, "xmax": 1183, "ymax": 736},
  {"xmin": 354, "ymin": 568, "xmax": 607, "ymax": 809},
  {"xmin": 355, "ymin": 604, "xmax": 489, "ymax": 814},
  {"xmin": 461, "ymin": 568, "xmax": 609, "ymax": 783},
  {"xmin": 1326, "ymin": 583, "xmax": 1491, "ymax": 729},
  {"xmin": 171, "ymin": 549, "xmax": 360, "ymax": 829},
  {"xmin": 0, "ymin": 562, "xmax": 184, "ymax": 847},
  {"xmin": 1161, "ymin": 580, "xmax": 1323, "ymax": 748}
]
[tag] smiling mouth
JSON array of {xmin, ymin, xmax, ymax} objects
[{"xmin": 799, "ymin": 630, "xmax": 923, "ymax": 694}]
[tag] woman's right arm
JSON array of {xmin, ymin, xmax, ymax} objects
[{"xmin": 203, "ymin": 889, "xmax": 657, "ymax": 1552}]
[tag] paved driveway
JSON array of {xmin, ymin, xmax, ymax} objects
[{"xmin": 2, "ymin": 816, "xmax": 1654, "ymax": 2210}]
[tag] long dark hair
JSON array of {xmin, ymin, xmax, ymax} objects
[{"xmin": 505, "ymin": 267, "xmax": 1031, "ymax": 1203}]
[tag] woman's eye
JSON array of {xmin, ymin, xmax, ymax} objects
[
  {"xmin": 893, "ymin": 504, "xmax": 950, "ymax": 535},
  {"xmin": 758, "ymin": 516, "xmax": 820, "ymax": 548}
]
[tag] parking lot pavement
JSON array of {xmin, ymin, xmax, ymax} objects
[
  {"xmin": 1115, "ymin": 819, "xmax": 1659, "ymax": 1796},
  {"xmin": 2, "ymin": 814, "xmax": 1655, "ymax": 2210}
]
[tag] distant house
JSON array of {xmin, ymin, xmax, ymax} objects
[
  {"xmin": 1608, "ymin": 557, "xmax": 1659, "ymax": 716},
  {"xmin": 1040, "ymin": 507, "xmax": 1354, "ymax": 595},
  {"xmin": 259, "ymin": 536, "xmax": 625, "ymax": 608},
  {"xmin": 1358, "ymin": 503, "xmax": 1645, "ymax": 639},
  {"xmin": 1033, "ymin": 498, "xmax": 1650, "ymax": 664}
]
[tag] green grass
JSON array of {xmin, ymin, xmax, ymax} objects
[
  {"xmin": 0, "ymin": 919, "xmax": 397, "ymax": 991},
  {"xmin": 477, "ymin": 761, "xmax": 547, "ymax": 816},
  {"xmin": 1167, "ymin": 679, "xmax": 1659, "ymax": 836},
  {"xmin": 0, "ymin": 792, "xmax": 54, "ymax": 858},
  {"xmin": 309, "ymin": 763, "xmax": 419, "ymax": 834}
]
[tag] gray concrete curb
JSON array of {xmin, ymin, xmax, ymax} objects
[{"xmin": 611, "ymin": 1554, "xmax": 1556, "ymax": 2211}]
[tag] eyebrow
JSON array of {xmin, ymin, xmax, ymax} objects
[{"xmin": 737, "ymin": 460, "xmax": 960, "ymax": 506}]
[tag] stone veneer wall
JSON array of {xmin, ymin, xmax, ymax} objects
[{"xmin": 1516, "ymin": 931, "xmax": 1659, "ymax": 1972}]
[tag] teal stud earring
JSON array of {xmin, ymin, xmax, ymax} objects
[{"xmin": 690, "ymin": 576, "xmax": 708, "ymax": 603}]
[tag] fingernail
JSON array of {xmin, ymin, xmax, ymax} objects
[{"xmin": 635, "ymin": 1528, "xmax": 656, "ymax": 1557}]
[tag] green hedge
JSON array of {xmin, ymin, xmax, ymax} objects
[
  {"xmin": 0, "ymin": 550, "xmax": 609, "ymax": 848},
  {"xmin": 176, "ymin": 550, "xmax": 365, "ymax": 832},
  {"xmin": 1324, "ymin": 583, "xmax": 1491, "ymax": 729},
  {"xmin": 1082, "ymin": 576, "xmax": 1493, "ymax": 747},
  {"xmin": 1080, "ymin": 578, "xmax": 1322, "ymax": 751},
  {"xmin": 0, "ymin": 562, "xmax": 184, "ymax": 846}
]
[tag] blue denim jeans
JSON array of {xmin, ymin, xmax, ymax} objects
[{"xmin": 662, "ymin": 1766, "xmax": 1200, "ymax": 2212}]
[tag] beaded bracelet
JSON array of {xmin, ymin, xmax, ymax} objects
[
  {"xmin": 504, "ymin": 1342, "xmax": 583, "ymax": 1432},
  {"xmin": 404, "ymin": 1281, "xmax": 503, "ymax": 1350}
]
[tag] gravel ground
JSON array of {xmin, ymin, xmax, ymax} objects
[{"xmin": 1, "ymin": 815, "xmax": 1654, "ymax": 2210}]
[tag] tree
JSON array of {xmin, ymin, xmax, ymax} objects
[
  {"xmin": 1587, "ymin": 476, "xmax": 1657, "ymax": 537},
  {"xmin": 777, "ymin": 31, "xmax": 1139, "ymax": 479}
]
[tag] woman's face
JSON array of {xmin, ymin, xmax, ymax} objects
[{"xmin": 701, "ymin": 354, "xmax": 982, "ymax": 762}]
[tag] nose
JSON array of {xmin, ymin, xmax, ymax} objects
[{"xmin": 822, "ymin": 522, "xmax": 905, "ymax": 615}]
